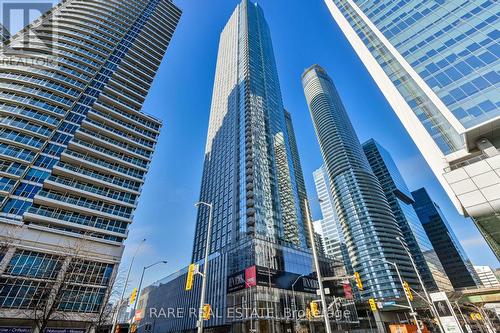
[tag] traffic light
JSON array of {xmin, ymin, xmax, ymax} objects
[
  {"xmin": 354, "ymin": 272, "xmax": 363, "ymax": 290},
  {"xmin": 306, "ymin": 308, "xmax": 312, "ymax": 320},
  {"xmin": 368, "ymin": 298, "xmax": 377, "ymax": 312},
  {"xmin": 130, "ymin": 323, "xmax": 137, "ymax": 333},
  {"xmin": 186, "ymin": 263, "xmax": 195, "ymax": 291},
  {"xmin": 470, "ymin": 313, "xmax": 482, "ymax": 320},
  {"xmin": 310, "ymin": 301, "xmax": 319, "ymax": 317},
  {"xmin": 129, "ymin": 288, "xmax": 138, "ymax": 304},
  {"xmin": 402, "ymin": 281, "xmax": 413, "ymax": 301},
  {"xmin": 202, "ymin": 304, "xmax": 211, "ymax": 320},
  {"xmin": 115, "ymin": 325, "xmax": 120, "ymax": 333}
]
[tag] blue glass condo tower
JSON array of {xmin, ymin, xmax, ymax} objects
[
  {"xmin": 302, "ymin": 64, "xmax": 418, "ymax": 300},
  {"xmin": 0, "ymin": 0, "xmax": 181, "ymax": 327}
]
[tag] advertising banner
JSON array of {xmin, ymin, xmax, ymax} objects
[
  {"xmin": 429, "ymin": 292, "xmax": 464, "ymax": 333},
  {"xmin": 227, "ymin": 265, "xmax": 320, "ymax": 294}
]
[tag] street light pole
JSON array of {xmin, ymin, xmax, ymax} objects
[
  {"xmin": 111, "ymin": 238, "xmax": 146, "ymax": 333},
  {"xmin": 195, "ymin": 201, "xmax": 213, "ymax": 333},
  {"xmin": 396, "ymin": 237, "xmax": 444, "ymax": 333},
  {"xmin": 371, "ymin": 258, "xmax": 422, "ymax": 333},
  {"xmin": 305, "ymin": 200, "xmax": 332, "ymax": 333},
  {"xmin": 291, "ymin": 274, "xmax": 304, "ymax": 331},
  {"xmin": 244, "ymin": 281, "xmax": 254, "ymax": 333},
  {"xmin": 131, "ymin": 260, "xmax": 168, "ymax": 321}
]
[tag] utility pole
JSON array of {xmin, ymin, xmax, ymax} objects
[
  {"xmin": 371, "ymin": 258, "xmax": 421, "ymax": 333},
  {"xmin": 305, "ymin": 200, "xmax": 332, "ymax": 333},
  {"xmin": 396, "ymin": 237, "xmax": 444, "ymax": 333},
  {"xmin": 195, "ymin": 201, "xmax": 213, "ymax": 333},
  {"xmin": 111, "ymin": 238, "xmax": 145, "ymax": 333},
  {"xmin": 131, "ymin": 260, "xmax": 167, "ymax": 322}
]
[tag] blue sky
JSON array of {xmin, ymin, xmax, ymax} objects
[{"xmin": 120, "ymin": 0, "xmax": 498, "ymax": 291}]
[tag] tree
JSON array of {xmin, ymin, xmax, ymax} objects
[
  {"xmin": 89, "ymin": 268, "xmax": 127, "ymax": 333},
  {"xmin": 27, "ymin": 236, "xmax": 115, "ymax": 333},
  {"xmin": 0, "ymin": 223, "xmax": 25, "ymax": 265}
]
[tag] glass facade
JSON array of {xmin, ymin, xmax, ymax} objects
[
  {"xmin": 325, "ymin": 0, "xmax": 500, "ymax": 261},
  {"xmin": 412, "ymin": 188, "xmax": 481, "ymax": 289},
  {"xmin": 186, "ymin": 2, "xmax": 343, "ymax": 331},
  {"xmin": 0, "ymin": 0, "xmax": 181, "ymax": 321},
  {"xmin": 327, "ymin": 0, "xmax": 499, "ymax": 154},
  {"xmin": 302, "ymin": 64, "xmax": 417, "ymax": 300},
  {"xmin": 362, "ymin": 139, "xmax": 453, "ymax": 292},
  {"xmin": 193, "ymin": 0, "xmax": 310, "ymax": 262},
  {"xmin": 313, "ymin": 165, "xmax": 346, "ymax": 262},
  {"xmin": 136, "ymin": 237, "xmax": 353, "ymax": 333}
]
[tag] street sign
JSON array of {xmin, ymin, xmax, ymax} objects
[{"xmin": 383, "ymin": 301, "xmax": 396, "ymax": 306}]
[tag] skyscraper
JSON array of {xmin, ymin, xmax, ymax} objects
[
  {"xmin": 302, "ymin": 64, "xmax": 417, "ymax": 300},
  {"xmin": 189, "ymin": 2, "xmax": 341, "ymax": 332},
  {"xmin": 474, "ymin": 266, "xmax": 500, "ymax": 288},
  {"xmin": 192, "ymin": 0, "xmax": 309, "ymax": 260},
  {"xmin": 362, "ymin": 139, "xmax": 453, "ymax": 292},
  {"xmin": 412, "ymin": 188, "xmax": 480, "ymax": 289},
  {"xmin": 313, "ymin": 165, "xmax": 345, "ymax": 261},
  {"xmin": 0, "ymin": 0, "xmax": 181, "ymax": 327},
  {"xmin": 0, "ymin": 23, "xmax": 9, "ymax": 45},
  {"xmin": 324, "ymin": 0, "xmax": 500, "ymax": 260}
]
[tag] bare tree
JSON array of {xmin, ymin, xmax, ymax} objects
[
  {"xmin": 28, "ymin": 236, "xmax": 103, "ymax": 333},
  {"xmin": 90, "ymin": 268, "xmax": 127, "ymax": 333},
  {"xmin": 0, "ymin": 223, "xmax": 24, "ymax": 263}
]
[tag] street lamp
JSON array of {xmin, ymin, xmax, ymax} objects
[
  {"xmin": 243, "ymin": 280, "xmax": 254, "ymax": 333},
  {"xmin": 111, "ymin": 238, "xmax": 146, "ymax": 333},
  {"xmin": 195, "ymin": 201, "xmax": 213, "ymax": 333},
  {"xmin": 396, "ymin": 236, "xmax": 444, "ymax": 333},
  {"xmin": 131, "ymin": 260, "xmax": 168, "ymax": 321},
  {"xmin": 304, "ymin": 200, "xmax": 332, "ymax": 333},
  {"xmin": 370, "ymin": 257, "xmax": 422, "ymax": 333},
  {"xmin": 291, "ymin": 275, "xmax": 304, "ymax": 331}
]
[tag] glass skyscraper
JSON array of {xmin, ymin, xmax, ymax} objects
[
  {"xmin": 313, "ymin": 165, "xmax": 345, "ymax": 261},
  {"xmin": 325, "ymin": 0, "xmax": 500, "ymax": 260},
  {"xmin": 412, "ymin": 188, "xmax": 481, "ymax": 289},
  {"xmin": 188, "ymin": 2, "xmax": 343, "ymax": 332},
  {"xmin": 302, "ymin": 64, "xmax": 417, "ymax": 300},
  {"xmin": 0, "ymin": 0, "xmax": 180, "ymax": 327},
  {"xmin": 362, "ymin": 139, "xmax": 453, "ymax": 292},
  {"xmin": 192, "ymin": 1, "xmax": 309, "ymax": 260}
]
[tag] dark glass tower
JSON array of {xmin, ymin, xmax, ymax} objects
[
  {"xmin": 412, "ymin": 188, "xmax": 481, "ymax": 289},
  {"xmin": 363, "ymin": 139, "xmax": 453, "ymax": 291},
  {"xmin": 302, "ymin": 64, "xmax": 417, "ymax": 300}
]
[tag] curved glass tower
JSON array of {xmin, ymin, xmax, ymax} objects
[
  {"xmin": 302, "ymin": 64, "xmax": 417, "ymax": 299},
  {"xmin": 0, "ymin": 0, "xmax": 180, "ymax": 325}
]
